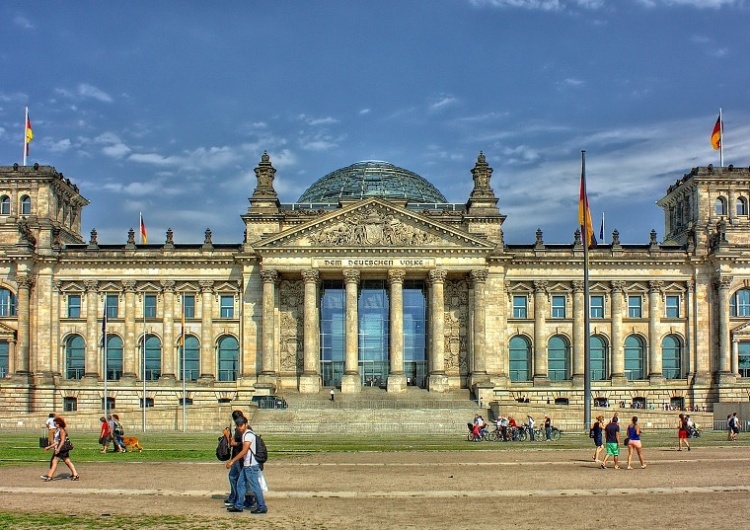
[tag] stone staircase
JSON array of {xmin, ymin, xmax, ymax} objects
[{"xmin": 249, "ymin": 387, "xmax": 484, "ymax": 435}]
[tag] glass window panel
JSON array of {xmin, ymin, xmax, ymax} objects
[
  {"xmin": 0, "ymin": 289, "xmax": 17, "ymax": 317},
  {"xmin": 180, "ymin": 335, "xmax": 200, "ymax": 381},
  {"xmin": 0, "ymin": 340, "xmax": 8, "ymax": 378},
  {"xmin": 547, "ymin": 335, "xmax": 569, "ymax": 381},
  {"xmin": 731, "ymin": 289, "xmax": 750, "ymax": 317},
  {"xmin": 220, "ymin": 295, "xmax": 234, "ymax": 318},
  {"xmin": 218, "ymin": 335, "xmax": 239, "ymax": 381},
  {"xmin": 144, "ymin": 294, "xmax": 157, "ymax": 318},
  {"xmin": 143, "ymin": 335, "xmax": 161, "ymax": 381},
  {"xmin": 628, "ymin": 296, "xmax": 642, "ymax": 318},
  {"xmin": 624, "ymin": 335, "xmax": 645, "ymax": 380},
  {"xmin": 105, "ymin": 335, "xmax": 123, "ymax": 381},
  {"xmin": 66, "ymin": 335, "xmax": 85, "ymax": 379},
  {"xmin": 512, "ymin": 295, "xmax": 527, "ymax": 319},
  {"xmin": 590, "ymin": 335, "xmax": 608, "ymax": 380},
  {"xmin": 662, "ymin": 335, "xmax": 682, "ymax": 379},
  {"xmin": 509, "ymin": 336, "xmax": 530, "ymax": 382},
  {"xmin": 67, "ymin": 294, "xmax": 81, "ymax": 318},
  {"xmin": 739, "ymin": 342, "xmax": 750, "ymax": 378},
  {"xmin": 551, "ymin": 295, "xmax": 566, "ymax": 319},
  {"xmin": 590, "ymin": 295, "xmax": 605, "ymax": 318},
  {"xmin": 105, "ymin": 294, "xmax": 119, "ymax": 318},
  {"xmin": 183, "ymin": 295, "xmax": 195, "ymax": 318},
  {"xmin": 665, "ymin": 295, "xmax": 680, "ymax": 318}
]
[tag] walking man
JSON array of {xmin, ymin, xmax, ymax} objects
[
  {"xmin": 601, "ymin": 416, "xmax": 621, "ymax": 470},
  {"xmin": 225, "ymin": 416, "xmax": 268, "ymax": 514}
]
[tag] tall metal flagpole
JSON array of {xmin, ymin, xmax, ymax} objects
[
  {"xmin": 142, "ymin": 297, "xmax": 147, "ymax": 433},
  {"xmin": 181, "ymin": 301, "xmax": 186, "ymax": 432},
  {"xmin": 719, "ymin": 107, "xmax": 724, "ymax": 168},
  {"xmin": 22, "ymin": 107, "xmax": 29, "ymax": 166},
  {"xmin": 581, "ymin": 151, "xmax": 592, "ymax": 432},
  {"xmin": 102, "ymin": 308, "xmax": 108, "ymax": 420}
]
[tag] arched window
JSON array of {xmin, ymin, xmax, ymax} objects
[
  {"xmin": 105, "ymin": 335, "xmax": 123, "ymax": 381},
  {"xmin": 662, "ymin": 334, "xmax": 682, "ymax": 379},
  {"xmin": 0, "ymin": 340, "xmax": 8, "ymax": 377},
  {"xmin": 20, "ymin": 195, "xmax": 31, "ymax": 215},
  {"xmin": 590, "ymin": 335, "xmax": 608, "ymax": 381},
  {"xmin": 509, "ymin": 336, "xmax": 531, "ymax": 382},
  {"xmin": 715, "ymin": 196, "xmax": 727, "ymax": 216},
  {"xmin": 624, "ymin": 335, "xmax": 645, "ymax": 380},
  {"xmin": 0, "ymin": 196, "xmax": 9, "ymax": 215},
  {"xmin": 547, "ymin": 335, "xmax": 570, "ymax": 381},
  {"xmin": 141, "ymin": 334, "xmax": 161, "ymax": 381},
  {"xmin": 0, "ymin": 289, "xmax": 17, "ymax": 317},
  {"xmin": 217, "ymin": 335, "xmax": 239, "ymax": 381},
  {"xmin": 737, "ymin": 197, "xmax": 748, "ymax": 216},
  {"xmin": 65, "ymin": 335, "xmax": 85, "ymax": 379},
  {"xmin": 180, "ymin": 335, "xmax": 200, "ymax": 381},
  {"xmin": 739, "ymin": 342, "xmax": 750, "ymax": 378},
  {"xmin": 730, "ymin": 289, "xmax": 750, "ymax": 317}
]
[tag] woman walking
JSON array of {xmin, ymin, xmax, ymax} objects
[
  {"xmin": 590, "ymin": 415, "xmax": 605, "ymax": 463},
  {"xmin": 626, "ymin": 416, "xmax": 646, "ymax": 469},
  {"xmin": 98, "ymin": 416, "xmax": 111, "ymax": 453},
  {"xmin": 41, "ymin": 416, "xmax": 79, "ymax": 481},
  {"xmin": 677, "ymin": 413, "xmax": 691, "ymax": 451}
]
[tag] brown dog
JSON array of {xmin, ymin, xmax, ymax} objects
[{"xmin": 121, "ymin": 436, "xmax": 143, "ymax": 452}]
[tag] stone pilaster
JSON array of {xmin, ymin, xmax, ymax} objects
[
  {"xmin": 649, "ymin": 280, "xmax": 665, "ymax": 382},
  {"xmin": 83, "ymin": 279, "xmax": 99, "ymax": 379},
  {"xmin": 572, "ymin": 280, "xmax": 585, "ymax": 383},
  {"xmin": 260, "ymin": 269, "xmax": 278, "ymax": 377},
  {"xmin": 387, "ymin": 269, "xmax": 406, "ymax": 393},
  {"xmin": 198, "ymin": 280, "xmax": 215, "ymax": 383},
  {"xmin": 533, "ymin": 280, "xmax": 549, "ymax": 385},
  {"xmin": 611, "ymin": 280, "xmax": 626, "ymax": 383},
  {"xmin": 341, "ymin": 269, "xmax": 361, "ymax": 393},
  {"xmin": 160, "ymin": 280, "xmax": 176, "ymax": 382},
  {"xmin": 14, "ymin": 274, "xmax": 32, "ymax": 375},
  {"xmin": 300, "ymin": 269, "xmax": 321, "ymax": 393},
  {"xmin": 428, "ymin": 269, "xmax": 448, "ymax": 392},
  {"xmin": 716, "ymin": 276, "xmax": 735, "ymax": 382},
  {"xmin": 119, "ymin": 280, "xmax": 137, "ymax": 380},
  {"xmin": 470, "ymin": 269, "xmax": 489, "ymax": 385}
]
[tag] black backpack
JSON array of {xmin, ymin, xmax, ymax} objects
[
  {"xmin": 215, "ymin": 433, "xmax": 231, "ymax": 461},
  {"xmin": 250, "ymin": 430, "xmax": 268, "ymax": 466}
]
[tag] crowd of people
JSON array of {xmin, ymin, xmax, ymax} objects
[
  {"xmin": 469, "ymin": 413, "xmax": 560, "ymax": 442},
  {"xmin": 98, "ymin": 414, "xmax": 127, "ymax": 453}
]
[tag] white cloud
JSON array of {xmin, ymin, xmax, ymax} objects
[
  {"xmin": 55, "ymin": 84, "xmax": 113, "ymax": 103},
  {"xmin": 428, "ymin": 95, "xmax": 458, "ymax": 112},
  {"xmin": 557, "ymin": 78, "xmax": 585, "ymax": 89},
  {"xmin": 102, "ymin": 143, "xmax": 131, "ymax": 158},
  {"xmin": 358, "ymin": 108, "xmax": 371, "ymax": 115},
  {"xmin": 637, "ymin": 0, "xmax": 742, "ymax": 7},
  {"xmin": 46, "ymin": 138, "xmax": 72, "ymax": 153},
  {"xmin": 13, "ymin": 16, "xmax": 34, "ymax": 29},
  {"xmin": 298, "ymin": 114, "xmax": 339, "ymax": 126}
]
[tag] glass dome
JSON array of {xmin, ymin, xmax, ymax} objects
[{"xmin": 297, "ymin": 161, "xmax": 447, "ymax": 203}]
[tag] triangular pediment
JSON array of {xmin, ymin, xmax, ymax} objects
[
  {"xmin": 255, "ymin": 198, "xmax": 493, "ymax": 251},
  {"xmin": 732, "ymin": 321, "xmax": 750, "ymax": 337},
  {"xmin": 0, "ymin": 321, "xmax": 16, "ymax": 337}
]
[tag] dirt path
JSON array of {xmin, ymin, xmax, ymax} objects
[{"xmin": 2, "ymin": 446, "xmax": 750, "ymax": 529}]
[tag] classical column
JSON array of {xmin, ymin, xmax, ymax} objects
[
  {"xmin": 161, "ymin": 280, "xmax": 176, "ymax": 381},
  {"xmin": 470, "ymin": 269, "xmax": 488, "ymax": 377},
  {"xmin": 83, "ymin": 280, "xmax": 99, "ymax": 379},
  {"xmin": 14, "ymin": 275, "xmax": 33, "ymax": 375},
  {"xmin": 198, "ymin": 280, "xmax": 215, "ymax": 382},
  {"xmin": 533, "ymin": 280, "xmax": 549, "ymax": 384},
  {"xmin": 341, "ymin": 269, "xmax": 361, "ymax": 393},
  {"xmin": 572, "ymin": 280, "xmax": 585, "ymax": 382},
  {"xmin": 428, "ymin": 269, "xmax": 448, "ymax": 392},
  {"xmin": 122, "ymin": 280, "xmax": 137, "ymax": 379},
  {"xmin": 387, "ymin": 269, "xmax": 406, "ymax": 393},
  {"xmin": 717, "ymin": 276, "xmax": 733, "ymax": 378},
  {"xmin": 648, "ymin": 280, "xmax": 664, "ymax": 381},
  {"xmin": 260, "ymin": 269, "xmax": 279, "ymax": 375},
  {"xmin": 299, "ymin": 269, "xmax": 321, "ymax": 393},
  {"xmin": 611, "ymin": 280, "xmax": 625, "ymax": 382}
]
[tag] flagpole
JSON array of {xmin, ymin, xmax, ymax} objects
[
  {"xmin": 22, "ymin": 107, "xmax": 28, "ymax": 166},
  {"xmin": 581, "ymin": 150, "xmax": 592, "ymax": 432},
  {"xmin": 181, "ymin": 300, "xmax": 186, "ymax": 432},
  {"xmin": 142, "ymin": 297, "xmax": 147, "ymax": 433},
  {"xmin": 719, "ymin": 107, "xmax": 724, "ymax": 168},
  {"xmin": 102, "ymin": 306, "xmax": 108, "ymax": 420}
]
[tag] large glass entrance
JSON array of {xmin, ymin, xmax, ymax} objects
[
  {"xmin": 320, "ymin": 280, "xmax": 345, "ymax": 387},
  {"xmin": 403, "ymin": 280, "xmax": 428, "ymax": 388},
  {"xmin": 359, "ymin": 280, "xmax": 389, "ymax": 387}
]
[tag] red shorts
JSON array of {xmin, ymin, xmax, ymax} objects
[{"xmin": 678, "ymin": 429, "xmax": 688, "ymax": 439}]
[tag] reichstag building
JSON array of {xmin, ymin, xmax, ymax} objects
[{"xmin": 1, "ymin": 152, "xmax": 749, "ymax": 413}]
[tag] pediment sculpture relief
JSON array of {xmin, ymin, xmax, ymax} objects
[{"xmin": 308, "ymin": 207, "xmax": 439, "ymax": 246}]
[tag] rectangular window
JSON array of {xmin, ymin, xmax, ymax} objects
[
  {"xmin": 628, "ymin": 295, "xmax": 642, "ymax": 318},
  {"xmin": 144, "ymin": 294, "xmax": 157, "ymax": 318},
  {"xmin": 590, "ymin": 295, "xmax": 605, "ymax": 319},
  {"xmin": 551, "ymin": 295, "xmax": 566, "ymax": 319},
  {"xmin": 512, "ymin": 295, "xmax": 527, "ymax": 319},
  {"xmin": 665, "ymin": 295, "xmax": 680, "ymax": 318},
  {"xmin": 105, "ymin": 294, "xmax": 119, "ymax": 318},
  {"xmin": 183, "ymin": 295, "xmax": 195, "ymax": 318},
  {"xmin": 220, "ymin": 295, "xmax": 234, "ymax": 318},
  {"xmin": 67, "ymin": 294, "xmax": 81, "ymax": 318}
]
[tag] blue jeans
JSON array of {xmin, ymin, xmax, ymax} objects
[
  {"xmin": 235, "ymin": 465, "xmax": 266, "ymax": 512},
  {"xmin": 227, "ymin": 460, "xmax": 242, "ymax": 504}
]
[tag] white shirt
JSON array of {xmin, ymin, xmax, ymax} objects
[
  {"xmin": 45, "ymin": 417, "xmax": 56, "ymax": 429},
  {"xmin": 241, "ymin": 430, "xmax": 258, "ymax": 467}
]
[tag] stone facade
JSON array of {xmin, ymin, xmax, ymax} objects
[{"xmin": 1, "ymin": 155, "xmax": 749, "ymax": 414}]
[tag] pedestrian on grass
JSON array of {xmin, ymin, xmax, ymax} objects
[
  {"xmin": 590, "ymin": 415, "xmax": 605, "ymax": 463},
  {"xmin": 42, "ymin": 416, "xmax": 79, "ymax": 481},
  {"xmin": 626, "ymin": 416, "xmax": 646, "ymax": 469},
  {"xmin": 44, "ymin": 413, "xmax": 56, "ymax": 445},
  {"xmin": 226, "ymin": 416, "xmax": 268, "ymax": 514},
  {"xmin": 98, "ymin": 416, "xmax": 111, "ymax": 453},
  {"xmin": 544, "ymin": 415, "xmax": 552, "ymax": 441},
  {"xmin": 729, "ymin": 412, "xmax": 740, "ymax": 441},
  {"xmin": 601, "ymin": 416, "xmax": 621, "ymax": 470},
  {"xmin": 677, "ymin": 413, "xmax": 691, "ymax": 451}
]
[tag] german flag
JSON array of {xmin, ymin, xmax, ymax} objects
[{"xmin": 710, "ymin": 115, "xmax": 722, "ymax": 150}]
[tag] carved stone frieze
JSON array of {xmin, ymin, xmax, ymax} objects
[
  {"xmin": 278, "ymin": 280, "xmax": 304, "ymax": 373},
  {"xmin": 444, "ymin": 279, "xmax": 469, "ymax": 376},
  {"xmin": 308, "ymin": 206, "xmax": 440, "ymax": 247}
]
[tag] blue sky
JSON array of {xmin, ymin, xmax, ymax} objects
[{"xmin": 1, "ymin": 0, "xmax": 749, "ymax": 246}]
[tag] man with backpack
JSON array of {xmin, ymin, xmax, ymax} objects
[
  {"xmin": 225, "ymin": 416, "xmax": 268, "ymax": 514},
  {"xmin": 223, "ymin": 410, "xmax": 255, "ymax": 510}
]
